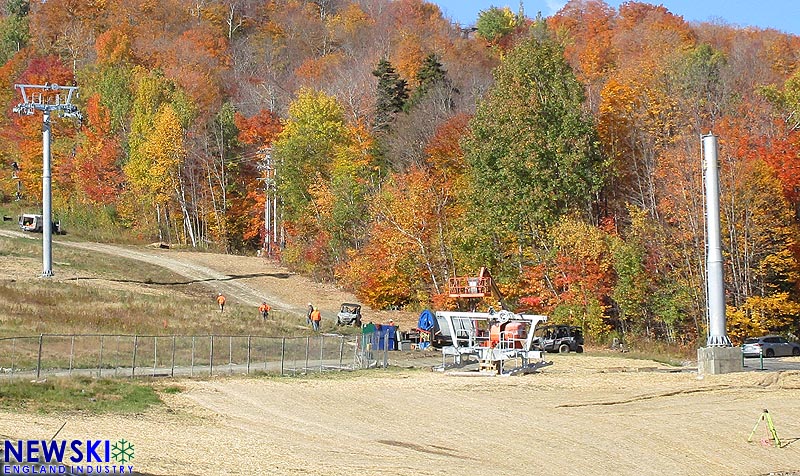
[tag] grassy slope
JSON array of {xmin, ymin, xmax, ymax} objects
[
  {"xmin": 0, "ymin": 376, "xmax": 167, "ymax": 414},
  {"xmin": 0, "ymin": 213, "xmax": 304, "ymax": 338}
]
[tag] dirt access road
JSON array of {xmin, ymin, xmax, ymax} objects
[
  {"xmin": 0, "ymin": 229, "xmax": 413, "ymax": 326},
  {"xmin": 1, "ymin": 232, "xmax": 800, "ymax": 475}
]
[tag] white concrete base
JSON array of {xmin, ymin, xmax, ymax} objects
[{"xmin": 697, "ymin": 346, "xmax": 743, "ymax": 375}]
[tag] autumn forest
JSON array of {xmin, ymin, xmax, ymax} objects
[{"xmin": 1, "ymin": 0, "xmax": 799, "ymax": 346}]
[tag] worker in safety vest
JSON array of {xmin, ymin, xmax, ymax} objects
[
  {"xmin": 259, "ymin": 302, "xmax": 271, "ymax": 321},
  {"xmin": 310, "ymin": 307, "xmax": 321, "ymax": 331},
  {"xmin": 216, "ymin": 293, "xmax": 226, "ymax": 312}
]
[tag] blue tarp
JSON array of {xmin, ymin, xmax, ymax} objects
[
  {"xmin": 416, "ymin": 310, "xmax": 435, "ymax": 349},
  {"xmin": 417, "ymin": 309, "xmax": 435, "ymax": 331}
]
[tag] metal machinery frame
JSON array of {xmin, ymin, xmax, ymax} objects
[
  {"xmin": 434, "ymin": 309, "xmax": 551, "ymax": 375},
  {"xmin": 448, "ymin": 266, "xmax": 508, "ymax": 310}
]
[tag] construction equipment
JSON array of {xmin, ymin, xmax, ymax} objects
[
  {"xmin": 433, "ymin": 309, "xmax": 551, "ymax": 375},
  {"xmin": 448, "ymin": 266, "xmax": 508, "ymax": 310},
  {"xmin": 748, "ymin": 409, "xmax": 781, "ymax": 447}
]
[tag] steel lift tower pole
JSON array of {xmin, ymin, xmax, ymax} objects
[
  {"xmin": 13, "ymin": 83, "xmax": 82, "ymax": 277},
  {"xmin": 702, "ymin": 133, "xmax": 731, "ymax": 347},
  {"xmin": 257, "ymin": 147, "xmax": 276, "ymax": 257}
]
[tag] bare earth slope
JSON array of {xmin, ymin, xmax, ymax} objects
[
  {"xmin": 1, "ymin": 231, "xmax": 799, "ymax": 475},
  {"xmin": 1, "ymin": 361, "xmax": 799, "ymax": 475}
]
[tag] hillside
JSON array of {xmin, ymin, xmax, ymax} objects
[
  {"xmin": 0, "ymin": 227, "xmax": 417, "ymax": 337},
  {"xmin": 0, "ymin": 0, "xmax": 799, "ymax": 346}
]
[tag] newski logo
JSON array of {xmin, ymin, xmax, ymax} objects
[{"xmin": 3, "ymin": 439, "xmax": 135, "ymax": 475}]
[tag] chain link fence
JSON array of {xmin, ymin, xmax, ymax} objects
[{"xmin": 0, "ymin": 332, "xmax": 391, "ymax": 380}]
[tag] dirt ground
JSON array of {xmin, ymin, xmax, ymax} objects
[
  {"xmin": 1, "ymin": 358, "xmax": 799, "ymax": 475},
  {"xmin": 1, "ymin": 232, "xmax": 800, "ymax": 475}
]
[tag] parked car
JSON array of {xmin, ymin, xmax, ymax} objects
[
  {"xmin": 742, "ymin": 335, "xmax": 800, "ymax": 358},
  {"xmin": 532, "ymin": 324, "xmax": 584, "ymax": 354},
  {"xmin": 336, "ymin": 303, "xmax": 362, "ymax": 327}
]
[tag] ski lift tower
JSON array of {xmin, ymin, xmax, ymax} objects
[
  {"xmin": 697, "ymin": 133, "xmax": 742, "ymax": 374},
  {"xmin": 12, "ymin": 83, "xmax": 82, "ymax": 277}
]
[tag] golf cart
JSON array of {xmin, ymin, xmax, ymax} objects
[
  {"xmin": 336, "ymin": 303, "xmax": 362, "ymax": 327},
  {"xmin": 533, "ymin": 324, "xmax": 584, "ymax": 353}
]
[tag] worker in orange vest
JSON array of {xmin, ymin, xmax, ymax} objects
[
  {"xmin": 310, "ymin": 307, "xmax": 321, "ymax": 331},
  {"xmin": 259, "ymin": 301, "xmax": 271, "ymax": 321},
  {"xmin": 216, "ymin": 293, "xmax": 226, "ymax": 312}
]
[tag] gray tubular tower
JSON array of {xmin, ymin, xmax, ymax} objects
[
  {"xmin": 13, "ymin": 83, "xmax": 82, "ymax": 277},
  {"xmin": 702, "ymin": 133, "xmax": 731, "ymax": 346}
]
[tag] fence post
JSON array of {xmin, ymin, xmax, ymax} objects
[
  {"xmin": 305, "ymin": 337, "xmax": 310, "ymax": 374},
  {"xmin": 191, "ymin": 336, "xmax": 195, "ymax": 378},
  {"xmin": 68, "ymin": 336, "xmax": 74, "ymax": 376},
  {"xmin": 36, "ymin": 334, "xmax": 43, "ymax": 379},
  {"xmin": 209, "ymin": 335, "xmax": 214, "ymax": 376},
  {"xmin": 132, "ymin": 335, "xmax": 138, "ymax": 378},
  {"xmin": 171, "ymin": 335, "xmax": 176, "ymax": 378},
  {"xmin": 339, "ymin": 336, "xmax": 344, "ymax": 369},
  {"xmin": 383, "ymin": 331, "xmax": 389, "ymax": 369},
  {"xmin": 280, "ymin": 337, "xmax": 286, "ymax": 376},
  {"xmin": 319, "ymin": 335, "xmax": 324, "ymax": 372},
  {"xmin": 228, "ymin": 336, "xmax": 233, "ymax": 375},
  {"xmin": 153, "ymin": 336, "xmax": 158, "ymax": 377},
  {"xmin": 246, "ymin": 335, "xmax": 251, "ymax": 375},
  {"xmin": 114, "ymin": 336, "xmax": 120, "ymax": 377},
  {"xmin": 11, "ymin": 338, "xmax": 16, "ymax": 378},
  {"xmin": 98, "ymin": 335, "xmax": 104, "ymax": 378}
]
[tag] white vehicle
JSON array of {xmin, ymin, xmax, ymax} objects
[
  {"xmin": 18, "ymin": 214, "xmax": 62, "ymax": 234},
  {"xmin": 18, "ymin": 213, "xmax": 43, "ymax": 232}
]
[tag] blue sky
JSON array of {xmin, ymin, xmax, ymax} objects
[{"xmin": 430, "ymin": 1, "xmax": 800, "ymax": 35}]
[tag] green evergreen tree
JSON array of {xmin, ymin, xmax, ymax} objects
[
  {"xmin": 461, "ymin": 28, "xmax": 608, "ymax": 277},
  {"xmin": 405, "ymin": 53, "xmax": 453, "ymax": 111},
  {"xmin": 372, "ymin": 58, "xmax": 408, "ymax": 132}
]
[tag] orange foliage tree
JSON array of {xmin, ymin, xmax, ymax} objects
[
  {"xmin": 71, "ymin": 93, "xmax": 123, "ymax": 204},
  {"xmin": 232, "ymin": 108, "xmax": 283, "ymax": 247}
]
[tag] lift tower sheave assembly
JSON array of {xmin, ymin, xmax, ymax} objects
[{"xmin": 13, "ymin": 83, "xmax": 82, "ymax": 277}]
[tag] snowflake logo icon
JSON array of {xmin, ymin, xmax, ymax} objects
[{"xmin": 111, "ymin": 439, "xmax": 135, "ymax": 464}]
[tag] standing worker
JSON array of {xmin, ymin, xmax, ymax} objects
[
  {"xmin": 216, "ymin": 293, "xmax": 226, "ymax": 312},
  {"xmin": 306, "ymin": 303, "xmax": 313, "ymax": 325},
  {"xmin": 310, "ymin": 307, "xmax": 321, "ymax": 331},
  {"xmin": 259, "ymin": 301, "xmax": 271, "ymax": 321}
]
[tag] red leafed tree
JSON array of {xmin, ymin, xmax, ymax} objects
[
  {"xmin": 71, "ymin": 94, "xmax": 124, "ymax": 204},
  {"xmin": 759, "ymin": 130, "xmax": 800, "ymax": 214},
  {"xmin": 518, "ymin": 217, "xmax": 615, "ymax": 338},
  {"xmin": 231, "ymin": 108, "xmax": 283, "ymax": 246},
  {"xmin": 234, "ymin": 109, "xmax": 282, "ymax": 146}
]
